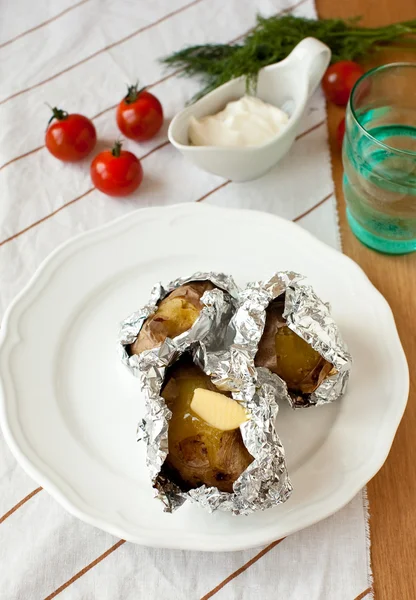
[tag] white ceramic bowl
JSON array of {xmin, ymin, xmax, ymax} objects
[{"xmin": 168, "ymin": 38, "xmax": 331, "ymax": 182}]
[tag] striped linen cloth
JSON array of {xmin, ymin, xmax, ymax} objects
[{"xmin": 0, "ymin": 1, "xmax": 373, "ymax": 598}]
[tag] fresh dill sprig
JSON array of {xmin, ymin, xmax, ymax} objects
[{"xmin": 162, "ymin": 15, "xmax": 416, "ymax": 100}]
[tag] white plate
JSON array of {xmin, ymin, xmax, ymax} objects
[{"xmin": 0, "ymin": 204, "xmax": 408, "ymax": 551}]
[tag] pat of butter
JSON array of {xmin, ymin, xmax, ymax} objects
[{"xmin": 190, "ymin": 388, "xmax": 249, "ymax": 431}]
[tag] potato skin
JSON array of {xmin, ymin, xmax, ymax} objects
[
  {"xmin": 254, "ymin": 297, "xmax": 333, "ymax": 394},
  {"xmin": 130, "ymin": 280, "xmax": 215, "ymax": 355},
  {"xmin": 161, "ymin": 356, "xmax": 253, "ymax": 493}
]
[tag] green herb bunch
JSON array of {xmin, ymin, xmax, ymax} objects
[{"xmin": 162, "ymin": 15, "xmax": 416, "ymax": 100}]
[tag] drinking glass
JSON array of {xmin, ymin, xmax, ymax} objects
[{"xmin": 343, "ymin": 63, "xmax": 416, "ymax": 254}]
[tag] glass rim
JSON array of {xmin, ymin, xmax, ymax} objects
[{"xmin": 349, "ymin": 62, "xmax": 416, "ymax": 158}]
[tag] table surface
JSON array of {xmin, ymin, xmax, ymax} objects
[{"xmin": 316, "ymin": 1, "xmax": 416, "ymax": 598}]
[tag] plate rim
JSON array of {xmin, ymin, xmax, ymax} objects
[{"xmin": 0, "ymin": 203, "xmax": 409, "ymax": 551}]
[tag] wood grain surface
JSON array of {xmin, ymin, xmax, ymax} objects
[{"xmin": 316, "ymin": 1, "xmax": 416, "ymax": 598}]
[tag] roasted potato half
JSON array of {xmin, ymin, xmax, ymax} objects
[
  {"xmin": 161, "ymin": 355, "xmax": 253, "ymax": 493},
  {"xmin": 255, "ymin": 297, "xmax": 333, "ymax": 395},
  {"xmin": 130, "ymin": 281, "xmax": 215, "ymax": 355}
]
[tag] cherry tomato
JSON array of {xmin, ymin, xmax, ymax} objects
[
  {"xmin": 337, "ymin": 117, "xmax": 346, "ymax": 149},
  {"xmin": 45, "ymin": 107, "xmax": 97, "ymax": 161},
  {"xmin": 322, "ymin": 61, "xmax": 365, "ymax": 106},
  {"xmin": 116, "ymin": 84, "xmax": 163, "ymax": 142},
  {"xmin": 90, "ymin": 141, "xmax": 143, "ymax": 197}
]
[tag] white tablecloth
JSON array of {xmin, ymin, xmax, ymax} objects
[{"xmin": 0, "ymin": 1, "xmax": 373, "ymax": 598}]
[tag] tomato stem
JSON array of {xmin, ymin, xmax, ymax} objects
[
  {"xmin": 125, "ymin": 82, "xmax": 146, "ymax": 104},
  {"xmin": 112, "ymin": 140, "xmax": 123, "ymax": 157},
  {"xmin": 47, "ymin": 106, "xmax": 69, "ymax": 126}
]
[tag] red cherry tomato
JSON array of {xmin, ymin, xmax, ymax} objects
[
  {"xmin": 45, "ymin": 107, "xmax": 97, "ymax": 161},
  {"xmin": 322, "ymin": 61, "xmax": 365, "ymax": 106},
  {"xmin": 90, "ymin": 141, "xmax": 143, "ymax": 197},
  {"xmin": 337, "ymin": 117, "xmax": 346, "ymax": 149},
  {"xmin": 116, "ymin": 84, "xmax": 163, "ymax": 142}
]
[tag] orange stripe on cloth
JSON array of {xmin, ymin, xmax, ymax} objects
[
  {"xmin": 296, "ymin": 119, "xmax": 325, "ymax": 140},
  {"xmin": 354, "ymin": 587, "xmax": 372, "ymax": 600},
  {"xmin": 200, "ymin": 538, "xmax": 285, "ymax": 600},
  {"xmin": 196, "ymin": 181, "xmax": 231, "ymax": 202},
  {"xmin": 293, "ymin": 192, "xmax": 333, "ymax": 222},
  {"xmin": 0, "ymin": 145, "xmax": 44, "ymax": 173},
  {"xmin": 0, "ymin": 487, "xmax": 42, "ymax": 524},
  {"xmin": 0, "ymin": 0, "xmax": 205, "ymax": 107},
  {"xmin": 0, "ymin": 188, "xmax": 95, "ymax": 247},
  {"xmin": 0, "ymin": 0, "xmax": 91, "ymax": 50},
  {"xmin": 44, "ymin": 539, "xmax": 126, "ymax": 600}
]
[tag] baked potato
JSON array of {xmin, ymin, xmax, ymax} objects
[
  {"xmin": 130, "ymin": 281, "xmax": 215, "ymax": 355},
  {"xmin": 254, "ymin": 297, "xmax": 333, "ymax": 394},
  {"xmin": 160, "ymin": 355, "xmax": 253, "ymax": 493}
]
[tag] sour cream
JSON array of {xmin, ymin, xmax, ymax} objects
[{"xmin": 188, "ymin": 95, "xmax": 289, "ymax": 148}]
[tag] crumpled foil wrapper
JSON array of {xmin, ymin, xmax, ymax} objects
[
  {"xmin": 138, "ymin": 344, "xmax": 292, "ymax": 515},
  {"xmin": 118, "ymin": 272, "xmax": 239, "ymax": 378},
  {"xmin": 228, "ymin": 271, "xmax": 352, "ymax": 408}
]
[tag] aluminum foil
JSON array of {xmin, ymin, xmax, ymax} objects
[
  {"xmin": 228, "ymin": 271, "xmax": 352, "ymax": 408},
  {"xmin": 120, "ymin": 269, "xmax": 349, "ymax": 515},
  {"xmin": 138, "ymin": 346, "xmax": 292, "ymax": 515},
  {"xmin": 118, "ymin": 272, "xmax": 239, "ymax": 378}
]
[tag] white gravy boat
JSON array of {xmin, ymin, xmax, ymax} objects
[{"xmin": 168, "ymin": 38, "xmax": 331, "ymax": 182}]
